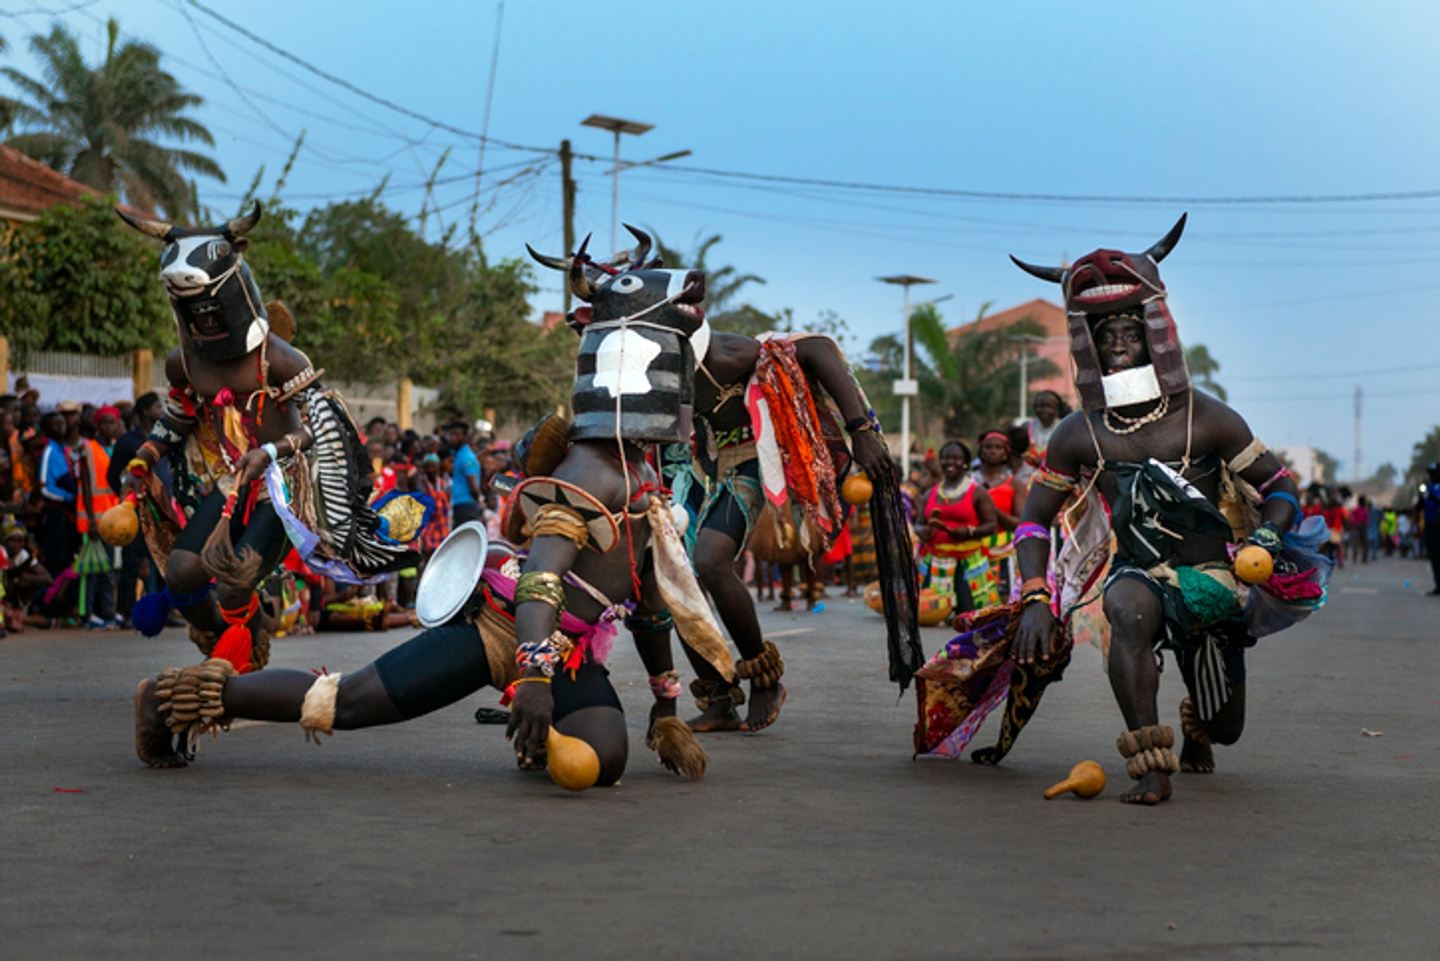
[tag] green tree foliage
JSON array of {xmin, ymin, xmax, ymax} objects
[
  {"xmin": 1370, "ymin": 462, "xmax": 1398, "ymax": 490},
  {"xmin": 0, "ymin": 194, "xmax": 171, "ymax": 359},
  {"xmin": 910, "ymin": 303, "xmax": 1057, "ymax": 441},
  {"xmin": 3, "ymin": 18, "xmax": 222, "ymax": 218},
  {"xmin": 1314, "ymin": 449, "xmax": 1339, "ymax": 485},
  {"xmin": 241, "ymin": 194, "xmax": 564, "ymax": 423},
  {"xmin": 1185, "ymin": 343, "xmax": 1226, "ymax": 400},
  {"xmin": 652, "ymin": 231, "xmax": 774, "ymax": 336},
  {"xmin": 1406, "ymin": 426, "xmax": 1440, "ymax": 489}
]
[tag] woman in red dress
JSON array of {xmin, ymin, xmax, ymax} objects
[
  {"xmin": 914, "ymin": 440, "xmax": 998, "ymax": 614},
  {"xmin": 977, "ymin": 430, "xmax": 1029, "ymax": 598}
]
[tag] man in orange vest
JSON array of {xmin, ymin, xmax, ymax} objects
[{"xmin": 76, "ymin": 405, "xmax": 122, "ymax": 629}]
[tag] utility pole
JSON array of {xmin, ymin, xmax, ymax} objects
[
  {"xmin": 877, "ymin": 275, "xmax": 937, "ymax": 479},
  {"xmin": 1354, "ymin": 385, "xmax": 1363, "ymax": 483},
  {"xmin": 559, "ymin": 138, "xmax": 576, "ymax": 314}
]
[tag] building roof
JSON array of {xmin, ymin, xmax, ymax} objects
[
  {"xmin": 0, "ymin": 145, "xmax": 101, "ymax": 222},
  {"xmin": 947, "ymin": 298, "xmax": 1066, "ymax": 338},
  {"xmin": 947, "ymin": 297, "xmax": 1077, "ymax": 406}
]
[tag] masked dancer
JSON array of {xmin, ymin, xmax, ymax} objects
[
  {"xmin": 134, "ymin": 228, "xmax": 729, "ymax": 791},
  {"xmin": 116, "ymin": 203, "xmax": 430, "ymax": 676},
  {"xmin": 913, "ymin": 215, "xmax": 1329, "ymax": 804},
  {"xmin": 668, "ymin": 311, "xmax": 920, "ymax": 731}
]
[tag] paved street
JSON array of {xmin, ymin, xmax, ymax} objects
[{"xmin": 2, "ymin": 558, "xmax": 1437, "ymax": 961}]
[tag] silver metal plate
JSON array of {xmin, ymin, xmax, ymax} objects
[{"xmin": 415, "ymin": 521, "xmax": 490, "ymax": 627}]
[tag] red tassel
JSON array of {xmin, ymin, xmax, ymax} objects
[
  {"xmin": 215, "ymin": 595, "xmax": 260, "ymax": 673},
  {"xmin": 564, "ymin": 641, "xmax": 584, "ymax": 679},
  {"xmin": 211, "ymin": 622, "xmax": 253, "ymax": 674}
]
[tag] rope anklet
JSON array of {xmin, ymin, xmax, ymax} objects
[
  {"xmin": 690, "ymin": 677, "xmax": 746, "ymax": 711},
  {"xmin": 1116, "ymin": 724, "xmax": 1180, "ymax": 779},
  {"xmin": 1179, "ymin": 696, "xmax": 1212, "ymax": 746},
  {"xmin": 154, "ymin": 658, "xmax": 237, "ymax": 744},
  {"xmin": 735, "ymin": 640, "xmax": 785, "ymax": 689}
]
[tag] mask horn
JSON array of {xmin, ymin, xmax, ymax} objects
[
  {"xmin": 115, "ymin": 207, "xmax": 173, "ymax": 241},
  {"xmin": 225, "ymin": 201, "xmax": 262, "ymax": 238},
  {"xmin": 569, "ymin": 234, "xmax": 595, "ymax": 302},
  {"xmin": 1009, "ymin": 255, "xmax": 1066, "ymax": 284},
  {"xmin": 525, "ymin": 244, "xmax": 571, "ymax": 272},
  {"xmin": 622, "ymin": 223, "xmax": 652, "ymax": 267},
  {"xmin": 1145, "ymin": 212, "xmax": 1187, "ymax": 263}
]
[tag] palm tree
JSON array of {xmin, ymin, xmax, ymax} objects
[
  {"xmin": 651, "ymin": 230, "xmax": 773, "ymax": 335},
  {"xmin": 1184, "ymin": 343, "xmax": 1226, "ymax": 400},
  {"xmin": 910, "ymin": 303, "xmax": 1057, "ymax": 442},
  {"xmin": 3, "ymin": 19, "xmax": 223, "ymax": 217}
]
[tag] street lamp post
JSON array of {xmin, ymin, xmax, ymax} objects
[
  {"xmin": 878, "ymin": 274, "xmax": 937, "ymax": 480},
  {"xmin": 581, "ymin": 114, "xmax": 653, "ymax": 252}
]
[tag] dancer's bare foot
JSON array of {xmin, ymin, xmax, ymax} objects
[
  {"xmin": 687, "ymin": 700, "xmax": 742, "ymax": 733},
  {"xmin": 134, "ymin": 678, "xmax": 187, "ymax": 769},
  {"xmin": 740, "ymin": 683, "xmax": 786, "ymax": 733},
  {"xmin": 1180, "ymin": 736, "xmax": 1215, "ymax": 773},
  {"xmin": 1119, "ymin": 771, "xmax": 1172, "ymax": 805}
]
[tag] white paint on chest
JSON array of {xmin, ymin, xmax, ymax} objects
[{"xmin": 593, "ymin": 329, "xmax": 661, "ymax": 396}]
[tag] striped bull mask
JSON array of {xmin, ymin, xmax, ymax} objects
[
  {"xmin": 527, "ymin": 226, "xmax": 708, "ymax": 444},
  {"xmin": 117, "ymin": 202, "xmax": 270, "ymax": 363}
]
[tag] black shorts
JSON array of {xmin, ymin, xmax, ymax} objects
[
  {"xmin": 172, "ymin": 487, "xmax": 289, "ymax": 575},
  {"xmin": 373, "ymin": 620, "xmax": 622, "ymax": 721}
]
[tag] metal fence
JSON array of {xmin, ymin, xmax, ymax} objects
[{"xmin": 15, "ymin": 350, "xmax": 131, "ymax": 379}]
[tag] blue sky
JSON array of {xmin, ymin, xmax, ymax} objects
[{"xmin": 4, "ymin": 0, "xmax": 1439, "ymax": 476}]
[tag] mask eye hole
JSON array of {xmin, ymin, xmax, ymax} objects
[{"xmin": 610, "ymin": 274, "xmax": 643, "ymax": 294}]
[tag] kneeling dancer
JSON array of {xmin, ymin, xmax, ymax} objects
[
  {"xmin": 136, "ymin": 230, "xmax": 731, "ymax": 789},
  {"xmin": 117, "ymin": 203, "xmax": 424, "ymax": 673},
  {"xmin": 914, "ymin": 216, "xmax": 1328, "ymax": 804}
]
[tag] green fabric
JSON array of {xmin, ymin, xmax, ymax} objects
[{"xmin": 1176, "ymin": 566, "xmax": 1241, "ymax": 623}]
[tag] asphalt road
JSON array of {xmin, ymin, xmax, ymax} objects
[{"xmin": 2, "ymin": 558, "xmax": 1437, "ymax": 961}]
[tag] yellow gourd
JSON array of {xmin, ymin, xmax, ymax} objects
[
  {"xmin": 841, "ymin": 472, "xmax": 873, "ymax": 506},
  {"xmin": 1043, "ymin": 759, "xmax": 1106, "ymax": 800},
  {"xmin": 1233, "ymin": 545, "xmax": 1274, "ymax": 585},
  {"xmin": 98, "ymin": 498, "xmax": 139, "ymax": 547},
  {"xmin": 545, "ymin": 726, "xmax": 600, "ymax": 792}
]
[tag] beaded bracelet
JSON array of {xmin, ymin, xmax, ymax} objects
[{"xmin": 1014, "ymin": 522, "xmax": 1051, "ymax": 544}]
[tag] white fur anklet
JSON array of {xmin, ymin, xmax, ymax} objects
[{"xmin": 300, "ymin": 673, "xmax": 343, "ymax": 744}]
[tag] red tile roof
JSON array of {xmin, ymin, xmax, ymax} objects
[
  {"xmin": 0, "ymin": 145, "xmax": 99, "ymax": 221},
  {"xmin": 948, "ymin": 298, "xmax": 1077, "ymax": 405}
]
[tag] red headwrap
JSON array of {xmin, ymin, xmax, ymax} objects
[{"xmin": 95, "ymin": 405, "xmax": 122, "ymax": 422}]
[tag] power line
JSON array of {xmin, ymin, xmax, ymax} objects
[
  {"xmin": 1227, "ymin": 361, "xmax": 1440, "ymax": 383},
  {"xmin": 637, "ymin": 161, "xmax": 1440, "ymax": 207},
  {"xmin": 186, "ymin": 0, "xmax": 546, "ymax": 155}
]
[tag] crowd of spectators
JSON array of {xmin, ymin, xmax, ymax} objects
[{"xmin": 0, "ymin": 379, "xmax": 513, "ymax": 638}]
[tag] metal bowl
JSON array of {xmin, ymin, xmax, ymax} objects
[{"xmin": 415, "ymin": 521, "xmax": 490, "ymax": 627}]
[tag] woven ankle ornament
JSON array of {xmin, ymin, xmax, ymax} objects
[
  {"xmin": 1116, "ymin": 724, "xmax": 1180, "ymax": 779},
  {"xmin": 154, "ymin": 658, "xmax": 236, "ymax": 742},
  {"xmin": 690, "ymin": 677, "xmax": 746, "ymax": 711},
  {"xmin": 1179, "ymin": 696, "xmax": 1212, "ymax": 746},
  {"xmin": 735, "ymin": 641, "xmax": 784, "ymax": 689}
]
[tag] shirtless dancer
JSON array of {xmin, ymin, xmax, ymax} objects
[
  {"xmin": 677, "ymin": 330, "xmax": 903, "ymax": 731},
  {"xmin": 1009, "ymin": 215, "xmax": 1306, "ymax": 805},
  {"xmin": 134, "ymin": 229, "xmax": 725, "ymax": 787}
]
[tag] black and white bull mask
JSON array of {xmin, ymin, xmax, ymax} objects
[
  {"xmin": 117, "ymin": 202, "xmax": 269, "ymax": 362},
  {"xmin": 528, "ymin": 225, "xmax": 708, "ymax": 444}
]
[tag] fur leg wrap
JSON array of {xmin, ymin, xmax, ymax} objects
[
  {"xmin": 154, "ymin": 658, "xmax": 237, "ymax": 743},
  {"xmin": 648, "ymin": 715, "xmax": 707, "ymax": 780},
  {"xmin": 690, "ymin": 677, "xmax": 745, "ymax": 712},
  {"xmin": 1179, "ymin": 696, "xmax": 1212, "ymax": 746},
  {"xmin": 1117, "ymin": 724, "xmax": 1180, "ymax": 779},
  {"xmin": 300, "ymin": 672, "xmax": 343, "ymax": 744},
  {"xmin": 734, "ymin": 640, "xmax": 784, "ymax": 690}
]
